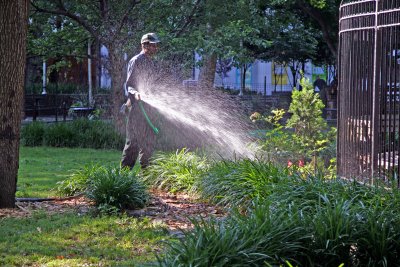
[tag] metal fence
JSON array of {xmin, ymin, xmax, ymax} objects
[{"xmin": 338, "ymin": 0, "xmax": 400, "ymax": 184}]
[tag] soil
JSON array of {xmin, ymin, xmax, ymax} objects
[{"xmin": 0, "ymin": 190, "xmax": 225, "ymax": 234}]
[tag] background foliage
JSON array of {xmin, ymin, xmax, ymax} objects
[{"xmin": 21, "ymin": 119, "xmax": 124, "ymax": 149}]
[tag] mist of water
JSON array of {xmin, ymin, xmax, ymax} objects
[{"xmin": 134, "ymin": 67, "xmax": 256, "ymax": 159}]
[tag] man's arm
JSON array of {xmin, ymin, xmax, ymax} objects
[{"xmin": 125, "ymin": 58, "xmax": 141, "ymax": 106}]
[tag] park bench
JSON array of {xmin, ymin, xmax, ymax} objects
[
  {"xmin": 24, "ymin": 94, "xmax": 72, "ymax": 121},
  {"xmin": 68, "ymin": 107, "xmax": 95, "ymax": 118}
]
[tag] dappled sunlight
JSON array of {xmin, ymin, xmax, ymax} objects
[{"xmin": 0, "ymin": 212, "xmax": 169, "ymax": 266}]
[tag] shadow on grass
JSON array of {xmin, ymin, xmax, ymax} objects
[{"xmin": 0, "ymin": 211, "xmax": 169, "ymax": 266}]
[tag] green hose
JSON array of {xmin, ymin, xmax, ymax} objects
[{"xmin": 138, "ymin": 101, "xmax": 159, "ymax": 135}]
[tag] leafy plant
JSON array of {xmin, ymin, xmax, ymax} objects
[
  {"xmin": 286, "ymin": 77, "xmax": 333, "ymax": 166},
  {"xmin": 143, "ymin": 148, "xmax": 210, "ymax": 193},
  {"xmin": 199, "ymin": 158, "xmax": 290, "ymax": 208},
  {"xmin": 86, "ymin": 165, "xmax": 149, "ymax": 211},
  {"xmin": 304, "ymin": 196, "xmax": 355, "ymax": 266},
  {"xmin": 25, "ymin": 82, "xmax": 83, "ymax": 94},
  {"xmin": 157, "ymin": 201, "xmax": 305, "ymax": 267},
  {"xmin": 251, "ymin": 78, "xmax": 336, "ymax": 173},
  {"xmin": 20, "ymin": 121, "xmax": 45, "ymax": 146},
  {"xmin": 57, "ymin": 164, "xmax": 100, "ymax": 196},
  {"xmin": 158, "ymin": 169, "xmax": 400, "ymax": 266},
  {"xmin": 20, "ymin": 119, "xmax": 124, "ymax": 149},
  {"xmin": 353, "ymin": 203, "xmax": 400, "ymax": 266},
  {"xmin": 43, "ymin": 122, "xmax": 77, "ymax": 147}
]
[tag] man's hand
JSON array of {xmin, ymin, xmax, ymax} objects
[
  {"xmin": 135, "ymin": 92, "xmax": 141, "ymax": 101},
  {"xmin": 125, "ymin": 98, "xmax": 132, "ymax": 107}
]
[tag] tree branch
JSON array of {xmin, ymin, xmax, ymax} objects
[
  {"xmin": 30, "ymin": 0, "xmax": 97, "ymax": 38},
  {"xmin": 174, "ymin": 0, "xmax": 202, "ymax": 37},
  {"xmin": 99, "ymin": 0, "xmax": 110, "ymax": 23},
  {"xmin": 114, "ymin": 0, "xmax": 141, "ymax": 38},
  {"xmin": 297, "ymin": 2, "xmax": 337, "ymax": 59}
]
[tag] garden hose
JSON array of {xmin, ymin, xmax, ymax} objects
[{"xmin": 138, "ymin": 101, "xmax": 159, "ymax": 135}]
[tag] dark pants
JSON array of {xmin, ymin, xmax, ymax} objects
[{"xmin": 121, "ymin": 102, "xmax": 157, "ymax": 169}]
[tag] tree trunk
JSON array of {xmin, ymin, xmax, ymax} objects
[
  {"xmin": 108, "ymin": 45, "xmax": 126, "ymax": 133},
  {"xmin": 198, "ymin": 53, "xmax": 217, "ymax": 89},
  {"xmin": 298, "ymin": 2, "xmax": 338, "ymax": 59},
  {"xmin": 0, "ymin": 0, "xmax": 28, "ymax": 208},
  {"xmin": 242, "ymin": 64, "xmax": 248, "ymax": 94},
  {"xmin": 95, "ymin": 39, "xmax": 102, "ymax": 90}
]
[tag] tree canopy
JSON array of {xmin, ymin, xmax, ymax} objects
[{"xmin": 28, "ymin": 0, "xmax": 341, "ymax": 92}]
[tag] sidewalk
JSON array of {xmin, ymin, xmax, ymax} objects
[{"xmin": 22, "ymin": 116, "xmax": 73, "ymax": 125}]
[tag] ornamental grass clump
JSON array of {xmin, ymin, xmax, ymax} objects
[
  {"xmin": 57, "ymin": 164, "xmax": 100, "ymax": 196},
  {"xmin": 157, "ymin": 201, "xmax": 305, "ymax": 267},
  {"xmin": 199, "ymin": 158, "xmax": 290, "ymax": 208},
  {"xmin": 267, "ymin": 177, "xmax": 400, "ymax": 266},
  {"xmin": 86, "ymin": 166, "xmax": 149, "ymax": 211},
  {"xmin": 58, "ymin": 161, "xmax": 148, "ymax": 211},
  {"xmin": 158, "ymin": 168, "xmax": 400, "ymax": 266},
  {"xmin": 142, "ymin": 148, "xmax": 210, "ymax": 193}
]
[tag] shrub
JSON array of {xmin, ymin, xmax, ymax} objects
[
  {"xmin": 25, "ymin": 83, "xmax": 86, "ymax": 94},
  {"xmin": 143, "ymin": 148, "xmax": 210, "ymax": 193},
  {"xmin": 20, "ymin": 119, "xmax": 124, "ymax": 149},
  {"xmin": 69, "ymin": 119, "xmax": 124, "ymax": 149},
  {"xmin": 86, "ymin": 166, "xmax": 149, "ymax": 210},
  {"xmin": 20, "ymin": 122, "xmax": 45, "ymax": 146},
  {"xmin": 266, "ymin": 177, "xmax": 400, "ymax": 266},
  {"xmin": 57, "ymin": 164, "xmax": 100, "ymax": 196},
  {"xmin": 43, "ymin": 122, "xmax": 77, "ymax": 147},
  {"xmin": 158, "ymin": 201, "xmax": 305, "ymax": 267},
  {"xmin": 199, "ymin": 158, "xmax": 290, "ymax": 208},
  {"xmin": 251, "ymin": 78, "xmax": 336, "ymax": 172},
  {"xmin": 158, "ymin": 174, "xmax": 400, "ymax": 266}
]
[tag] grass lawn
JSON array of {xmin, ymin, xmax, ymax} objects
[
  {"xmin": 0, "ymin": 146, "xmax": 170, "ymax": 266},
  {"xmin": 0, "ymin": 212, "xmax": 169, "ymax": 266},
  {"xmin": 18, "ymin": 146, "xmax": 122, "ymax": 198}
]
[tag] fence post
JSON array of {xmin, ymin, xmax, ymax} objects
[{"xmin": 264, "ymin": 76, "xmax": 266, "ymax": 96}]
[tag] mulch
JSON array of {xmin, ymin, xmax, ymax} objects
[{"xmin": 0, "ymin": 190, "xmax": 225, "ymax": 234}]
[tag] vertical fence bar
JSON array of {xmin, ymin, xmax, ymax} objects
[
  {"xmin": 371, "ymin": 0, "xmax": 380, "ymax": 184},
  {"xmin": 338, "ymin": 0, "xmax": 400, "ymax": 182}
]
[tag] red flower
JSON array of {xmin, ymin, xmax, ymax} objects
[{"xmin": 298, "ymin": 159, "xmax": 305, "ymax": 167}]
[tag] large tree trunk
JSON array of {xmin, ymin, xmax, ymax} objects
[
  {"xmin": 198, "ymin": 53, "xmax": 217, "ymax": 89},
  {"xmin": 0, "ymin": 0, "xmax": 29, "ymax": 208}
]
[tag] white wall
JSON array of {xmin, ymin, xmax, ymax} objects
[{"xmin": 100, "ymin": 45, "xmax": 111, "ymax": 89}]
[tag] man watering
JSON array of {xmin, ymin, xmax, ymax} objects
[{"xmin": 121, "ymin": 32, "xmax": 160, "ymax": 169}]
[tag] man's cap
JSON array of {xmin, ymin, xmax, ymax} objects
[{"xmin": 141, "ymin": 33, "xmax": 160, "ymax": 44}]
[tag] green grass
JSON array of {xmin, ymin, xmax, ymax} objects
[
  {"xmin": 0, "ymin": 211, "xmax": 169, "ymax": 266},
  {"xmin": 18, "ymin": 146, "xmax": 121, "ymax": 198}
]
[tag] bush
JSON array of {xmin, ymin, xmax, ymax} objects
[
  {"xmin": 86, "ymin": 166, "xmax": 149, "ymax": 210},
  {"xmin": 143, "ymin": 148, "xmax": 210, "ymax": 193},
  {"xmin": 251, "ymin": 78, "xmax": 336, "ymax": 172},
  {"xmin": 68, "ymin": 119, "xmax": 124, "ymax": 149},
  {"xmin": 57, "ymin": 164, "xmax": 100, "ymax": 196},
  {"xmin": 158, "ymin": 201, "xmax": 305, "ymax": 267},
  {"xmin": 20, "ymin": 122, "xmax": 45, "ymax": 146},
  {"xmin": 20, "ymin": 119, "xmax": 124, "ymax": 149},
  {"xmin": 199, "ymin": 158, "xmax": 290, "ymax": 208},
  {"xmin": 25, "ymin": 83, "xmax": 85, "ymax": 94},
  {"xmin": 43, "ymin": 122, "xmax": 77, "ymax": 147},
  {"xmin": 158, "ymin": 173, "xmax": 400, "ymax": 266}
]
